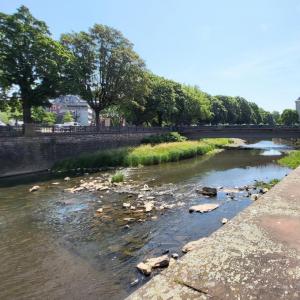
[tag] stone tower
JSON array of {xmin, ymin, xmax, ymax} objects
[{"xmin": 296, "ymin": 97, "xmax": 300, "ymax": 121}]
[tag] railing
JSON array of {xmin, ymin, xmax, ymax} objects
[
  {"xmin": 0, "ymin": 124, "xmax": 173, "ymax": 137},
  {"xmin": 0, "ymin": 124, "xmax": 300, "ymax": 138}
]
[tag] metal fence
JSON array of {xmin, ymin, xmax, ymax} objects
[{"xmin": 1, "ymin": 124, "xmax": 300, "ymax": 138}]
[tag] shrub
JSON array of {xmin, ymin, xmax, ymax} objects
[{"xmin": 141, "ymin": 132, "xmax": 187, "ymax": 144}]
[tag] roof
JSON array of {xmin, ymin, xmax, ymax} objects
[{"xmin": 50, "ymin": 95, "xmax": 89, "ymax": 107}]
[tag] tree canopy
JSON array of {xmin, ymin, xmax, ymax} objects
[
  {"xmin": 280, "ymin": 109, "xmax": 299, "ymax": 125},
  {"xmin": 60, "ymin": 24, "xmax": 146, "ymax": 127},
  {"xmin": 0, "ymin": 5, "xmax": 73, "ymax": 123}
]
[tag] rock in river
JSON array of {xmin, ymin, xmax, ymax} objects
[
  {"xmin": 189, "ymin": 203, "xmax": 219, "ymax": 213},
  {"xmin": 251, "ymin": 194, "xmax": 260, "ymax": 201},
  {"xmin": 29, "ymin": 185, "xmax": 40, "ymax": 192},
  {"xmin": 221, "ymin": 217, "xmax": 228, "ymax": 224},
  {"xmin": 122, "ymin": 202, "xmax": 131, "ymax": 209},
  {"xmin": 199, "ymin": 187, "xmax": 217, "ymax": 196},
  {"xmin": 137, "ymin": 255, "xmax": 170, "ymax": 276},
  {"xmin": 144, "ymin": 201, "xmax": 154, "ymax": 212},
  {"xmin": 136, "ymin": 262, "xmax": 152, "ymax": 276}
]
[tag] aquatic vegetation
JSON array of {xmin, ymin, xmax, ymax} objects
[
  {"xmin": 254, "ymin": 179, "xmax": 280, "ymax": 189},
  {"xmin": 53, "ymin": 138, "xmax": 231, "ymax": 171},
  {"xmin": 111, "ymin": 172, "xmax": 125, "ymax": 183},
  {"xmin": 278, "ymin": 150, "xmax": 300, "ymax": 169}
]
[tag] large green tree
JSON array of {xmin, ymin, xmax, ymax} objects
[
  {"xmin": 61, "ymin": 24, "xmax": 146, "ymax": 127},
  {"xmin": 0, "ymin": 6, "xmax": 73, "ymax": 124},
  {"xmin": 281, "ymin": 109, "xmax": 299, "ymax": 125}
]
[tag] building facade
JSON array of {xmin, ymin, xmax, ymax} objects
[{"xmin": 49, "ymin": 95, "xmax": 93, "ymax": 125}]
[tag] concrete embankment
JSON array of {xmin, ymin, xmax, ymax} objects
[
  {"xmin": 127, "ymin": 167, "xmax": 300, "ymax": 299},
  {"xmin": 0, "ymin": 132, "xmax": 163, "ymax": 177}
]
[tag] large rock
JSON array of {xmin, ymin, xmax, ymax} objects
[
  {"xmin": 136, "ymin": 262, "xmax": 152, "ymax": 276},
  {"xmin": 182, "ymin": 238, "xmax": 207, "ymax": 253},
  {"xmin": 189, "ymin": 203, "xmax": 219, "ymax": 213},
  {"xmin": 136, "ymin": 255, "xmax": 170, "ymax": 276},
  {"xmin": 199, "ymin": 187, "xmax": 217, "ymax": 196}
]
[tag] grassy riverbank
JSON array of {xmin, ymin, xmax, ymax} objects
[
  {"xmin": 278, "ymin": 151, "xmax": 300, "ymax": 169},
  {"xmin": 53, "ymin": 138, "xmax": 232, "ymax": 171}
]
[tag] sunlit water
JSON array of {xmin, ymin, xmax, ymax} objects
[{"xmin": 0, "ymin": 140, "xmax": 292, "ymax": 300}]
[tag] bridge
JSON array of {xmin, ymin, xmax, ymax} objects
[{"xmin": 179, "ymin": 125, "xmax": 300, "ymax": 139}]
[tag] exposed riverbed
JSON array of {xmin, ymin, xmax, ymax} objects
[{"xmin": 0, "ymin": 140, "xmax": 292, "ymax": 300}]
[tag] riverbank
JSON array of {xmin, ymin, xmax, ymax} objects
[
  {"xmin": 53, "ymin": 138, "xmax": 233, "ymax": 171},
  {"xmin": 127, "ymin": 165, "xmax": 300, "ymax": 300},
  {"xmin": 279, "ymin": 150, "xmax": 300, "ymax": 169}
]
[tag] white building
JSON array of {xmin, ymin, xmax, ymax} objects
[
  {"xmin": 296, "ymin": 98, "xmax": 300, "ymax": 122},
  {"xmin": 49, "ymin": 95, "xmax": 93, "ymax": 125}
]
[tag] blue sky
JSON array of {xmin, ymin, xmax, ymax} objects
[{"xmin": 2, "ymin": 0, "xmax": 300, "ymax": 112}]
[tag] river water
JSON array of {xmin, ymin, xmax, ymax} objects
[{"xmin": 0, "ymin": 140, "xmax": 292, "ymax": 300}]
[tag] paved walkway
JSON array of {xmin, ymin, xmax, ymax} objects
[{"xmin": 127, "ymin": 167, "xmax": 300, "ymax": 299}]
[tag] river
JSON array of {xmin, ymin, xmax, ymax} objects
[{"xmin": 0, "ymin": 140, "xmax": 292, "ymax": 300}]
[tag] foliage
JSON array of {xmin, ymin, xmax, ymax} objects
[
  {"xmin": 0, "ymin": 6, "xmax": 74, "ymax": 124},
  {"xmin": 141, "ymin": 132, "xmax": 187, "ymax": 144},
  {"xmin": 123, "ymin": 74, "xmax": 212, "ymax": 126},
  {"xmin": 278, "ymin": 151, "xmax": 300, "ymax": 169},
  {"xmin": 53, "ymin": 138, "xmax": 231, "ymax": 171},
  {"xmin": 0, "ymin": 111, "xmax": 9, "ymax": 124},
  {"xmin": 280, "ymin": 109, "xmax": 299, "ymax": 126},
  {"xmin": 62, "ymin": 111, "xmax": 74, "ymax": 123},
  {"xmin": 111, "ymin": 172, "xmax": 125, "ymax": 183},
  {"xmin": 61, "ymin": 24, "xmax": 146, "ymax": 127},
  {"xmin": 32, "ymin": 107, "xmax": 56, "ymax": 125}
]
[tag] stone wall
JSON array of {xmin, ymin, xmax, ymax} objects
[{"xmin": 0, "ymin": 132, "xmax": 160, "ymax": 177}]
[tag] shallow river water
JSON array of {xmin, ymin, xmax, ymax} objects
[{"xmin": 0, "ymin": 140, "xmax": 292, "ymax": 300}]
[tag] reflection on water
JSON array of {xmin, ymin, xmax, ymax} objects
[{"xmin": 0, "ymin": 140, "xmax": 292, "ymax": 300}]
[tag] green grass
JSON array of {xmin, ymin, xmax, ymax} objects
[
  {"xmin": 111, "ymin": 172, "xmax": 125, "ymax": 183},
  {"xmin": 278, "ymin": 150, "xmax": 300, "ymax": 169},
  {"xmin": 53, "ymin": 138, "xmax": 232, "ymax": 171},
  {"xmin": 255, "ymin": 179, "xmax": 280, "ymax": 189}
]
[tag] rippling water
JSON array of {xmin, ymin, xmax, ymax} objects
[{"xmin": 0, "ymin": 140, "xmax": 292, "ymax": 300}]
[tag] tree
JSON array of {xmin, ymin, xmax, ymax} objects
[
  {"xmin": 272, "ymin": 111, "xmax": 281, "ymax": 124},
  {"xmin": 210, "ymin": 97, "xmax": 228, "ymax": 124},
  {"xmin": 0, "ymin": 6, "xmax": 73, "ymax": 124},
  {"xmin": 32, "ymin": 106, "xmax": 56, "ymax": 125},
  {"xmin": 280, "ymin": 109, "xmax": 299, "ymax": 125},
  {"xmin": 61, "ymin": 24, "xmax": 146, "ymax": 128},
  {"xmin": 63, "ymin": 111, "xmax": 74, "ymax": 123}
]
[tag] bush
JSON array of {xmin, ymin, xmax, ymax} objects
[
  {"xmin": 141, "ymin": 132, "xmax": 187, "ymax": 144},
  {"xmin": 111, "ymin": 172, "xmax": 125, "ymax": 183}
]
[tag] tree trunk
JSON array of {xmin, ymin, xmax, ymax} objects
[
  {"xmin": 157, "ymin": 113, "xmax": 162, "ymax": 127},
  {"xmin": 95, "ymin": 110, "xmax": 100, "ymax": 131},
  {"xmin": 22, "ymin": 101, "xmax": 32, "ymax": 124}
]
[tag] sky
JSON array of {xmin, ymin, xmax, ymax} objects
[{"xmin": 2, "ymin": 0, "xmax": 300, "ymax": 112}]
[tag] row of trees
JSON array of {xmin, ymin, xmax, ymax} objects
[{"xmin": 0, "ymin": 6, "xmax": 299, "ymax": 127}]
